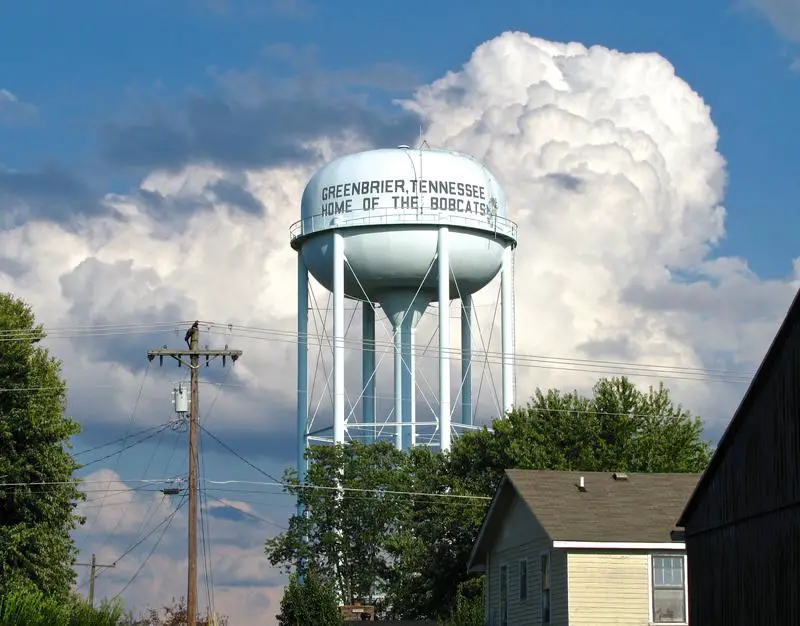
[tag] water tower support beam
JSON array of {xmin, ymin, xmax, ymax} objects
[
  {"xmin": 400, "ymin": 315, "xmax": 416, "ymax": 450},
  {"xmin": 410, "ymin": 325, "xmax": 417, "ymax": 447},
  {"xmin": 501, "ymin": 245, "xmax": 514, "ymax": 415},
  {"xmin": 394, "ymin": 329, "xmax": 402, "ymax": 450},
  {"xmin": 461, "ymin": 294, "xmax": 473, "ymax": 426},
  {"xmin": 438, "ymin": 227, "xmax": 452, "ymax": 452},
  {"xmin": 361, "ymin": 302, "xmax": 376, "ymax": 442},
  {"xmin": 333, "ymin": 232, "xmax": 345, "ymax": 444},
  {"xmin": 297, "ymin": 254, "xmax": 309, "ymax": 504}
]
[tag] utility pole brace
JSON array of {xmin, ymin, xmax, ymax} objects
[
  {"xmin": 147, "ymin": 321, "xmax": 242, "ymax": 626},
  {"xmin": 75, "ymin": 553, "xmax": 116, "ymax": 607}
]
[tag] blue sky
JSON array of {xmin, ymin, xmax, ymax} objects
[
  {"xmin": 2, "ymin": 0, "xmax": 799, "ymax": 275},
  {"xmin": 2, "ymin": 0, "xmax": 799, "ymax": 621}
]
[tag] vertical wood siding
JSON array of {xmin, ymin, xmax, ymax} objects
[
  {"xmin": 687, "ymin": 508, "xmax": 800, "ymax": 625},
  {"xmin": 684, "ymin": 302, "xmax": 800, "ymax": 625}
]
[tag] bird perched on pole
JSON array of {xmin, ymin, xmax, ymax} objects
[{"xmin": 185, "ymin": 320, "xmax": 199, "ymax": 348}]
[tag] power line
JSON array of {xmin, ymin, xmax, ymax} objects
[
  {"xmin": 203, "ymin": 492, "xmax": 288, "ymax": 530},
  {"xmin": 202, "ymin": 486, "xmax": 487, "ymax": 508},
  {"xmin": 77, "ymin": 422, "xmax": 178, "ymax": 469},
  {"xmin": 146, "ymin": 321, "xmax": 242, "ymax": 626},
  {"xmin": 0, "ymin": 478, "xmax": 184, "ymax": 487},
  {"xmin": 209, "ymin": 318, "xmax": 745, "ymax": 377},
  {"xmin": 2, "ymin": 476, "xmax": 491, "ymax": 501},
  {"xmin": 0, "ymin": 319, "xmax": 756, "ymax": 383},
  {"xmin": 110, "ymin": 494, "xmax": 188, "ymax": 599},
  {"xmin": 78, "ymin": 493, "xmax": 187, "ymax": 595},
  {"xmin": 92, "ymin": 412, "xmax": 187, "ymax": 582},
  {"xmin": 200, "ymin": 321, "xmax": 754, "ymax": 384},
  {"xmin": 192, "ymin": 428, "xmax": 489, "ymax": 506},
  {"xmin": 77, "ymin": 362, "xmax": 152, "ymax": 563},
  {"xmin": 74, "ymin": 423, "xmax": 169, "ymax": 457},
  {"xmin": 198, "ymin": 425, "xmax": 282, "ymax": 485},
  {"xmin": 0, "ymin": 321, "xmax": 183, "ymax": 341},
  {"xmin": 203, "ymin": 478, "xmax": 492, "ymax": 500}
]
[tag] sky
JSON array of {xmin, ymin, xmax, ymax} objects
[{"xmin": 2, "ymin": 0, "xmax": 800, "ymax": 622}]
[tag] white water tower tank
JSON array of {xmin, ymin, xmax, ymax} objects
[{"xmin": 291, "ymin": 146, "xmax": 517, "ymax": 460}]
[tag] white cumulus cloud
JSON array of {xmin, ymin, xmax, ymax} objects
[
  {"xmin": 74, "ymin": 469, "xmax": 287, "ymax": 624},
  {"xmin": 1, "ymin": 31, "xmax": 797, "ymax": 622}
]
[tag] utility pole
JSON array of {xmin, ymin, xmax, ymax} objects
[
  {"xmin": 147, "ymin": 321, "xmax": 242, "ymax": 626},
  {"xmin": 75, "ymin": 553, "xmax": 115, "ymax": 607}
]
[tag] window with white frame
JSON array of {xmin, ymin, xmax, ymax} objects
[
  {"xmin": 541, "ymin": 552, "xmax": 551, "ymax": 624},
  {"xmin": 499, "ymin": 564, "xmax": 509, "ymax": 626},
  {"xmin": 651, "ymin": 554, "xmax": 687, "ymax": 624},
  {"xmin": 519, "ymin": 558, "xmax": 528, "ymax": 601}
]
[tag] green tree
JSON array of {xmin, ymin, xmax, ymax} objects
[
  {"xmin": 276, "ymin": 569, "xmax": 343, "ymax": 626},
  {"xmin": 397, "ymin": 377, "xmax": 712, "ymax": 619},
  {"xmin": 438, "ymin": 582, "xmax": 484, "ymax": 626},
  {"xmin": 450, "ymin": 376, "xmax": 713, "ymax": 495},
  {"xmin": 0, "ymin": 584, "xmax": 126, "ymax": 626},
  {"xmin": 0, "ymin": 293, "xmax": 84, "ymax": 598},
  {"xmin": 265, "ymin": 441, "xmax": 406, "ymax": 605},
  {"xmin": 267, "ymin": 376, "xmax": 713, "ymax": 622},
  {"xmin": 382, "ymin": 447, "xmax": 484, "ymax": 621}
]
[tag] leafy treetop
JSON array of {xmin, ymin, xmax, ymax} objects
[
  {"xmin": 0, "ymin": 293, "xmax": 84, "ymax": 599},
  {"xmin": 265, "ymin": 376, "xmax": 713, "ymax": 621}
]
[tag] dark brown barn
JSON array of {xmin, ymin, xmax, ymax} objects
[{"xmin": 676, "ymin": 287, "xmax": 800, "ymax": 626}]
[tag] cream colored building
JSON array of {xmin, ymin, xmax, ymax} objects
[{"xmin": 467, "ymin": 470, "xmax": 699, "ymax": 626}]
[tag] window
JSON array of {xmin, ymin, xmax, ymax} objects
[
  {"xmin": 541, "ymin": 552, "xmax": 551, "ymax": 624},
  {"xmin": 499, "ymin": 564, "xmax": 508, "ymax": 626},
  {"xmin": 651, "ymin": 555, "xmax": 687, "ymax": 624},
  {"xmin": 519, "ymin": 559, "xmax": 528, "ymax": 601}
]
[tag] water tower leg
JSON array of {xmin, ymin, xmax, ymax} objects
[
  {"xmin": 410, "ymin": 325, "xmax": 417, "ymax": 447},
  {"xmin": 400, "ymin": 314, "xmax": 415, "ymax": 450},
  {"xmin": 438, "ymin": 227, "xmax": 451, "ymax": 452},
  {"xmin": 361, "ymin": 302, "xmax": 376, "ymax": 443},
  {"xmin": 393, "ymin": 327, "xmax": 402, "ymax": 450},
  {"xmin": 501, "ymin": 245, "xmax": 514, "ymax": 415},
  {"xmin": 461, "ymin": 294, "xmax": 473, "ymax": 426},
  {"xmin": 332, "ymin": 232, "xmax": 345, "ymax": 444},
  {"xmin": 296, "ymin": 254, "xmax": 309, "ymax": 513}
]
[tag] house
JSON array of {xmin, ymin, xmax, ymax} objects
[
  {"xmin": 676, "ymin": 288, "xmax": 800, "ymax": 626},
  {"xmin": 468, "ymin": 469, "xmax": 700, "ymax": 626}
]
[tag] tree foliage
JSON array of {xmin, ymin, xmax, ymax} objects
[
  {"xmin": 265, "ymin": 376, "xmax": 713, "ymax": 621},
  {"xmin": 266, "ymin": 442, "xmax": 408, "ymax": 604},
  {"xmin": 0, "ymin": 583, "xmax": 125, "ymax": 626},
  {"xmin": 123, "ymin": 597, "xmax": 228, "ymax": 625},
  {"xmin": 450, "ymin": 376, "xmax": 713, "ymax": 495},
  {"xmin": 276, "ymin": 569, "xmax": 343, "ymax": 626},
  {"xmin": 438, "ymin": 583, "xmax": 484, "ymax": 626},
  {"xmin": 0, "ymin": 293, "xmax": 84, "ymax": 598}
]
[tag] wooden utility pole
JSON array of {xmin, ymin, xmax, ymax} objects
[
  {"xmin": 147, "ymin": 321, "xmax": 242, "ymax": 626},
  {"xmin": 75, "ymin": 553, "xmax": 115, "ymax": 607}
]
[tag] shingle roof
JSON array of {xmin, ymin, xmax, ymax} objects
[{"xmin": 506, "ymin": 469, "xmax": 700, "ymax": 543}]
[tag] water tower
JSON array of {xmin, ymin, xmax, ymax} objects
[{"xmin": 290, "ymin": 147, "xmax": 517, "ymax": 476}]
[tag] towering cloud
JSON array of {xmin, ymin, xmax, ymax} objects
[{"xmin": 1, "ymin": 32, "xmax": 796, "ymax": 624}]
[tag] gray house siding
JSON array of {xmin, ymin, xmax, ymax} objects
[{"xmin": 486, "ymin": 497, "xmax": 567, "ymax": 626}]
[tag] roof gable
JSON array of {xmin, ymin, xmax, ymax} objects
[
  {"xmin": 678, "ymin": 286, "xmax": 800, "ymax": 527},
  {"xmin": 468, "ymin": 474, "xmax": 535, "ymax": 571}
]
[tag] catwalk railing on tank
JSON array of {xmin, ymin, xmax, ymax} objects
[{"xmin": 289, "ymin": 206, "xmax": 518, "ymax": 248}]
